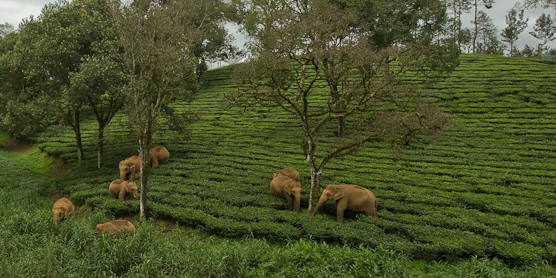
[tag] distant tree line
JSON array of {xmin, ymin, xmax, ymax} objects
[{"xmin": 447, "ymin": 0, "xmax": 555, "ymax": 57}]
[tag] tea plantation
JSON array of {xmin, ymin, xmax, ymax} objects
[{"xmin": 32, "ymin": 54, "xmax": 556, "ymax": 267}]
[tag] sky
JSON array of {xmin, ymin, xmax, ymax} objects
[{"xmin": 0, "ymin": 0, "xmax": 551, "ymax": 60}]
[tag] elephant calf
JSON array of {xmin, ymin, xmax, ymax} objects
[
  {"xmin": 95, "ymin": 220, "xmax": 136, "ymax": 235},
  {"xmin": 311, "ymin": 184, "xmax": 377, "ymax": 223},
  {"xmin": 119, "ymin": 155, "xmax": 141, "ymax": 180},
  {"xmin": 270, "ymin": 168, "xmax": 301, "ymax": 212},
  {"xmin": 150, "ymin": 145, "xmax": 170, "ymax": 168},
  {"xmin": 52, "ymin": 197, "xmax": 75, "ymax": 223},
  {"xmin": 109, "ymin": 179, "xmax": 138, "ymax": 200},
  {"xmin": 118, "ymin": 146, "xmax": 169, "ymax": 180}
]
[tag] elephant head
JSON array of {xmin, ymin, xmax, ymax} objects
[
  {"xmin": 285, "ymin": 181, "xmax": 301, "ymax": 212},
  {"xmin": 119, "ymin": 160, "xmax": 136, "ymax": 180},
  {"xmin": 125, "ymin": 181, "xmax": 138, "ymax": 199},
  {"xmin": 52, "ymin": 207, "xmax": 67, "ymax": 223},
  {"xmin": 311, "ymin": 185, "xmax": 344, "ymax": 216}
]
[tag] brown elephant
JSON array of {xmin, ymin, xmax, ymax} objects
[
  {"xmin": 119, "ymin": 155, "xmax": 141, "ymax": 180},
  {"xmin": 274, "ymin": 167, "xmax": 299, "ymax": 181},
  {"xmin": 150, "ymin": 145, "xmax": 169, "ymax": 168},
  {"xmin": 52, "ymin": 197, "xmax": 75, "ymax": 223},
  {"xmin": 109, "ymin": 179, "xmax": 138, "ymax": 200},
  {"xmin": 270, "ymin": 169, "xmax": 302, "ymax": 212},
  {"xmin": 95, "ymin": 220, "xmax": 136, "ymax": 235},
  {"xmin": 311, "ymin": 184, "xmax": 377, "ymax": 223}
]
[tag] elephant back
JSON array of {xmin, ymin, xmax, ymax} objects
[{"xmin": 277, "ymin": 167, "xmax": 299, "ymax": 181}]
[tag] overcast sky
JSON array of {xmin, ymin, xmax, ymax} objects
[{"xmin": 0, "ymin": 0, "xmax": 550, "ymax": 58}]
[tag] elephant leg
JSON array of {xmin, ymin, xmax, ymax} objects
[
  {"xmin": 152, "ymin": 157, "xmax": 159, "ymax": 169},
  {"xmin": 336, "ymin": 200, "xmax": 347, "ymax": 223},
  {"xmin": 118, "ymin": 190, "xmax": 126, "ymax": 200},
  {"xmin": 285, "ymin": 195, "xmax": 293, "ymax": 210}
]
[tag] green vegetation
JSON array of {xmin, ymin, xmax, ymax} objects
[
  {"xmin": 20, "ymin": 54, "xmax": 554, "ymax": 272},
  {"xmin": 1, "ymin": 144, "xmax": 554, "ymax": 277}
]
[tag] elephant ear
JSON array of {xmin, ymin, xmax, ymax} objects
[
  {"xmin": 284, "ymin": 182, "xmax": 294, "ymax": 195},
  {"xmin": 329, "ymin": 187, "xmax": 344, "ymax": 200}
]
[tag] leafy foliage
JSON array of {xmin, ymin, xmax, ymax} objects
[{"xmin": 30, "ymin": 55, "xmax": 556, "ymax": 267}]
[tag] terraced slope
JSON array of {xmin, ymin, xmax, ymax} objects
[{"xmin": 34, "ymin": 54, "xmax": 556, "ymax": 266}]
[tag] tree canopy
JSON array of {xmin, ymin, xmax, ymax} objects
[{"xmin": 233, "ymin": 0, "xmax": 452, "ymax": 209}]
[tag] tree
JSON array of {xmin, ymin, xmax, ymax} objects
[
  {"xmin": 521, "ymin": 44, "xmax": 535, "ymax": 57},
  {"xmin": 447, "ymin": 0, "xmax": 472, "ymax": 50},
  {"xmin": 185, "ymin": 0, "xmax": 241, "ymax": 79},
  {"xmin": 459, "ymin": 27, "xmax": 473, "ymax": 53},
  {"xmin": 501, "ymin": 6, "xmax": 528, "ymax": 56},
  {"xmin": 65, "ymin": 0, "xmax": 126, "ymax": 169},
  {"xmin": 13, "ymin": 0, "xmax": 119, "ymax": 161},
  {"xmin": 0, "ymin": 22, "xmax": 14, "ymax": 38},
  {"xmin": 0, "ymin": 26, "xmax": 55, "ymax": 139},
  {"xmin": 523, "ymin": 0, "xmax": 556, "ymax": 22},
  {"xmin": 295, "ymin": 0, "xmax": 459, "ymax": 137},
  {"xmin": 234, "ymin": 0, "xmax": 450, "ymax": 210},
  {"xmin": 111, "ymin": 0, "xmax": 199, "ymax": 220},
  {"xmin": 471, "ymin": 0, "xmax": 495, "ymax": 53},
  {"xmin": 530, "ymin": 13, "xmax": 556, "ymax": 53},
  {"xmin": 69, "ymin": 52, "xmax": 125, "ymax": 169},
  {"xmin": 475, "ymin": 11, "xmax": 504, "ymax": 55}
]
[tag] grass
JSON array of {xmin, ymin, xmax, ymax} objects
[
  {"xmin": 0, "ymin": 146, "xmax": 554, "ymax": 277},
  {"xmin": 3, "ymin": 54, "xmax": 554, "ymax": 276}
]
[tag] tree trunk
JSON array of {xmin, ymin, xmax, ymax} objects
[
  {"xmin": 329, "ymin": 83, "xmax": 345, "ymax": 137},
  {"xmin": 510, "ymin": 41, "xmax": 513, "ymax": 57},
  {"xmin": 72, "ymin": 110, "xmax": 84, "ymax": 161},
  {"xmin": 308, "ymin": 166, "xmax": 322, "ymax": 211},
  {"xmin": 337, "ymin": 117, "xmax": 346, "ymax": 137},
  {"xmin": 97, "ymin": 124, "xmax": 105, "ymax": 169},
  {"xmin": 472, "ymin": 0, "xmax": 478, "ymax": 53},
  {"xmin": 139, "ymin": 117, "xmax": 153, "ymax": 221},
  {"xmin": 139, "ymin": 141, "xmax": 151, "ymax": 221}
]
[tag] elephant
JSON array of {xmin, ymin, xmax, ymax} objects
[
  {"xmin": 109, "ymin": 179, "xmax": 138, "ymax": 200},
  {"xmin": 274, "ymin": 167, "xmax": 299, "ymax": 181},
  {"xmin": 52, "ymin": 197, "xmax": 75, "ymax": 223},
  {"xmin": 311, "ymin": 184, "xmax": 377, "ymax": 223},
  {"xmin": 119, "ymin": 155, "xmax": 141, "ymax": 180},
  {"xmin": 95, "ymin": 220, "xmax": 136, "ymax": 235},
  {"xmin": 270, "ymin": 169, "xmax": 301, "ymax": 212},
  {"xmin": 150, "ymin": 145, "xmax": 170, "ymax": 168}
]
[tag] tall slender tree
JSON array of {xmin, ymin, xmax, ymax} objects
[
  {"xmin": 67, "ymin": 0, "xmax": 126, "ymax": 168},
  {"xmin": 476, "ymin": 11, "xmax": 505, "ymax": 55},
  {"xmin": 501, "ymin": 6, "xmax": 529, "ymax": 56},
  {"xmin": 447, "ymin": 0, "xmax": 472, "ymax": 50},
  {"xmin": 112, "ymin": 0, "xmax": 200, "ymax": 220},
  {"xmin": 471, "ymin": 0, "xmax": 495, "ymax": 53},
  {"xmin": 529, "ymin": 13, "xmax": 556, "ymax": 52}
]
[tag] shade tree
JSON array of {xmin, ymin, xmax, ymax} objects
[
  {"xmin": 232, "ymin": 0, "xmax": 451, "ymax": 210},
  {"xmin": 501, "ymin": 5, "xmax": 529, "ymax": 56},
  {"xmin": 111, "ymin": 0, "xmax": 204, "ymax": 220}
]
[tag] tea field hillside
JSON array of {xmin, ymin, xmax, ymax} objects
[{"xmin": 32, "ymin": 54, "xmax": 556, "ymax": 268}]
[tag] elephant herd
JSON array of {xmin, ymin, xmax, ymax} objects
[
  {"xmin": 270, "ymin": 167, "xmax": 377, "ymax": 223},
  {"xmin": 52, "ymin": 146, "xmax": 377, "ymax": 231},
  {"xmin": 51, "ymin": 145, "xmax": 170, "ymax": 235}
]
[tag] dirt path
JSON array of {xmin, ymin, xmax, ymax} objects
[{"xmin": 1, "ymin": 138, "xmax": 33, "ymax": 153}]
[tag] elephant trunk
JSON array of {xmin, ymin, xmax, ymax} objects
[
  {"xmin": 293, "ymin": 192, "xmax": 301, "ymax": 213},
  {"xmin": 311, "ymin": 193, "xmax": 328, "ymax": 216},
  {"xmin": 120, "ymin": 169, "xmax": 126, "ymax": 180}
]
